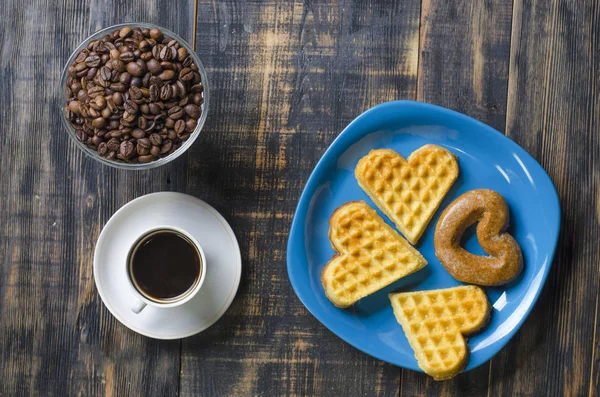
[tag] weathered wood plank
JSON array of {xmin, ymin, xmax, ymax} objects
[
  {"xmin": 182, "ymin": 0, "xmax": 420, "ymax": 395},
  {"xmin": 402, "ymin": 0, "xmax": 513, "ymax": 394},
  {"xmin": 488, "ymin": 0, "xmax": 600, "ymax": 396},
  {"xmin": 0, "ymin": 0, "xmax": 195, "ymax": 395}
]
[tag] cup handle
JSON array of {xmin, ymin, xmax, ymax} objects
[{"xmin": 131, "ymin": 299, "xmax": 147, "ymax": 314}]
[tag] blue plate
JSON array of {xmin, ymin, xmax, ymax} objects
[{"xmin": 287, "ymin": 101, "xmax": 560, "ymax": 373}]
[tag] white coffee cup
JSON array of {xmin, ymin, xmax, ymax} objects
[{"xmin": 126, "ymin": 225, "xmax": 207, "ymax": 314}]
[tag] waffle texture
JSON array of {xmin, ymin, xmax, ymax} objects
[
  {"xmin": 389, "ymin": 286, "xmax": 490, "ymax": 380},
  {"xmin": 322, "ymin": 201, "xmax": 427, "ymax": 308},
  {"xmin": 355, "ymin": 145, "xmax": 459, "ymax": 245}
]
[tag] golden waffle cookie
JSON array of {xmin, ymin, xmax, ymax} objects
[
  {"xmin": 389, "ymin": 286, "xmax": 490, "ymax": 380},
  {"xmin": 322, "ymin": 201, "xmax": 427, "ymax": 308},
  {"xmin": 355, "ymin": 145, "xmax": 459, "ymax": 245}
]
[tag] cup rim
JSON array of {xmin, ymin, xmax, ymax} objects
[
  {"xmin": 126, "ymin": 225, "xmax": 207, "ymax": 308},
  {"xmin": 59, "ymin": 22, "xmax": 209, "ymax": 170}
]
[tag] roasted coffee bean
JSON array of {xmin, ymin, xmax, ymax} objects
[
  {"xmin": 119, "ymin": 72, "xmax": 132, "ymax": 85},
  {"xmin": 159, "ymin": 46, "xmax": 172, "ymax": 61},
  {"xmin": 128, "ymin": 86, "xmax": 143, "ymax": 101},
  {"xmin": 149, "ymin": 84, "xmax": 159, "ymax": 101},
  {"xmin": 184, "ymin": 104, "xmax": 200, "ymax": 119},
  {"xmin": 119, "ymin": 26, "xmax": 132, "ymax": 38},
  {"xmin": 164, "ymin": 117, "xmax": 175, "ymax": 128},
  {"xmin": 126, "ymin": 62, "xmax": 143, "ymax": 77},
  {"xmin": 137, "ymin": 117, "xmax": 148, "ymax": 129},
  {"xmin": 139, "ymin": 103, "xmax": 150, "ymax": 114},
  {"xmin": 152, "ymin": 45, "xmax": 162, "ymax": 60},
  {"xmin": 167, "ymin": 106, "xmax": 184, "ymax": 119},
  {"xmin": 112, "ymin": 92, "xmax": 124, "ymax": 105},
  {"xmin": 139, "ymin": 39, "xmax": 151, "ymax": 52},
  {"xmin": 160, "ymin": 84, "xmax": 172, "ymax": 100},
  {"xmin": 160, "ymin": 61, "xmax": 175, "ymax": 70},
  {"xmin": 177, "ymin": 47, "xmax": 188, "ymax": 62},
  {"xmin": 140, "ymin": 51, "xmax": 153, "ymax": 62},
  {"xmin": 148, "ymin": 102, "xmax": 162, "ymax": 115},
  {"xmin": 75, "ymin": 62, "xmax": 88, "ymax": 73},
  {"xmin": 93, "ymin": 95, "xmax": 106, "ymax": 109},
  {"xmin": 110, "ymin": 48, "xmax": 121, "ymax": 59},
  {"xmin": 174, "ymin": 119, "xmax": 186, "ymax": 135},
  {"xmin": 185, "ymin": 118, "xmax": 197, "ymax": 132},
  {"xmin": 131, "ymin": 77, "xmax": 142, "ymax": 87},
  {"xmin": 138, "ymin": 155, "xmax": 154, "ymax": 163},
  {"xmin": 110, "ymin": 59, "xmax": 126, "ymax": 72},
  {"xmin": 75, "ymin": 49, "xmax": 88, "ymax": 63},
  {"xmin": 149, "ymin": 133, "xmax": 162, "ymax": 146},
  {"xmin": 85, "ymin": 54, "xmax": 101, "ymax": 68},
  {"xmin": 150, "ymin": 145, "xmax": 161, "ymax": 157},
  {"xmin": 147, "ymin": 58, "xmax": 162, "ymax": 75},
  {"xmin": 158, "ymin": 70, "xmax": 175, "ymax": 81},
  {"xmin": 101, "ymin": 107, "xmax": 112, "ymax": 119},
  {"xmin": 124, "ymin": 100, "xmax": 139, "ymax": 115},
  {"xmin": 100, "ymin": 66, "xmax": 112, "ymax": 82},
  {"xmin": 142, "ymin": 72, "xmax": 151, "ymax": 87},
  {"xmin": 137, "ymin": 144, "xmax": 150, "ymax": 156},
  {"xmin": 119, "ymin": 141, "xmax": 135, "ymax": 158},
  {"xmin": 98, "ymin": 142, "xmax": 108, "ymax": 156},
  {"xmin": 86, "ymin": 67, "xmax": 98, "ymax": 80},
  {"xmin": 91, "ymin": 135, "xmax": 103, "ymax": 146},
  {"xmin": 69, "ymin": 100, "xmax": 81, "ymax": 114},
  {"xmin": 88, "ymin": 108, "xmax": 100, "ymax": 118},
  {"xmin": 107, "ymin": 138, "xmax": 120, "ymax": 151},
  {"xmin": 179, "ymin": 67, "xmax": 194, "ymax": 81},
  {"xmin": 192, "ymin": 92, "xmax": 203, "ymax": 105},
  {"xmin": 122, "ymin": 111, "xmax": 136, "ymax": 123},
  {"xmin": 109, "ymin": 82, "xmax": 126, "ymax": 92},
  {"xmin": 75, "ymin": 129, "xmax": 87, "ymax": 142},
  {"xmin": 131, "ymin": 128, "xmax": 146, "ymax": 139},
  {"xmin": 119, "ymin": 51, "xmax": 135, "ymax": 62},
  {"xmin": 160, "ymin": 140, "xmax": 173, "ymax": 154},
  {"xmin": 149, "ymin": 28, "xmax": 163, "ymax": 40}
]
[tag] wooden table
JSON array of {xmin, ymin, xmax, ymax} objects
[{"xmin": 1, "ymin": 0, "xmax": 598, "ymax": 396}]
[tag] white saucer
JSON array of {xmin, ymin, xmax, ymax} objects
[{"xmin": 94, "ymin": 192, "xmax": 242, "ymax": 339}]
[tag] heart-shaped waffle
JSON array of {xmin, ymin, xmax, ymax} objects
[
  {"xmin": 389, "ymin": 286, "xmax": 490, "ymax": 380},
  {"xmin": 355, "ymin": 145, "xmax": 459, "ymax": 245},
  {"xmin": 322, "ymin": 201, "xmax": 427, "ymax": 308}
]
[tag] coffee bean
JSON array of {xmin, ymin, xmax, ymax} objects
[
  {"xmin": 75, "ymin": 129, "xmax": 87, "ymax": 142},
  {"xmin": 99, "ymin": 66, "xmax": 111, "ymax": 82},
  {"xmin": 177, "ymin": 47, "xmax": 188, "ymax": 62},
  {"xmin": 131, "ymin": 128, "xmax": 146, "ymax": 139},
  {"xmin": 119, "ymin": 26, "xmax": 133, "ymax": 38},
  {"xmin": 148, "ymin": 102, "xmax": 162, "ymax": 115},
  {"xmin": 165, "ymin": 117, "xmax": 175, "ymax": 128},
  {"xmin": 110, "ymin": 59, "xmax": 126, "ymax": 72},
  {"xmin": 75, "ymin": 49, "xmax": 88, "ymax": 63},
  {"xmin": 179, "ymin": 67, "xmax": 193, "ymax": 81},
  {"xmin": 128, "ymin": 86, "xmax": 143, "ymax": 101},
  {"xmin": 137, "ymin": 144, "xmax": 150, "ymax": 156},
  {"xmin": 184, "ymin": 104, "xmax": 201, "ymax": 119},
  {"xmin": 160, "ymin": 140, "xmax": 173, "ymax": 154},
  {"xmin": 131, "ymin": 77, "xmax": 142, "ymax": 87},
  {"xmin": 69, "ymin": 100, "xmax": 81, "ymax": 114},
  {"xmin": 91, "ymin": 135, "xmax": 103, "ymax": 146},
  {"xmin": 138, "ymin": 155, "xmax": 154, "ymax": 163},
  {"xmin": 119, "ymin": 140, "xmax": 135, "ymax": 158},
  {"xmin": 110, "ymin": 48, "xmax": 121, "ymax": 59},
  {"xmin": 174, "ymin": 119, "xmax": 186, "ymax": 135},
  {"xmin": 86, "ymin": 67, "xmax": 98, "ymax": 80},
  {"xmin": 185, "ymin": 118, "xmax": 197, "ymax": 132},
  {"xmin": 159, "ymin": 46, "xmax": 172, "ymax": 61},
  {"xmin": 149, "ymin": 133, "xmax": 163, "ymax": 146},
  {"xmin": 122, "ymin": 111, "xmax": 136, "ymax": 123},
  {"xmin": 75, "ymin": 62, "xmax": 88, "ymax": 73},
  {"xmin": 85, "ymin": 54, "xmax": 101, "ymax": 68},
  {"xmin": 125, "ymin": 62, "xmax": 142, "ymax": 77},
  {"xmin": 109, "ymin": 82, "xmax": 126, "ymax": 92},
  {"xmin": 140, "ymin": 51, "xmax": 153, "ymax": 61},
  {"xmin": 168, "ymin": 106, "xmax": 184, "ymax": 120},
  {"xmin": 147, "ymin": 59, "xmax": 162, "ymax": 75},
  {"xmin": 158, "ymin": 70, "xmax": 175, "ymax": 81},
  {"xmin": 101, "ymin": 107, "xmax": 112, "ymax": 119},
  {"xmin": 94, "ymin": 95, "xmax": 106, "ymax": 109},
  {"xmin": 106, "ymin": 138, "xmax": 120, "ymax": 151},
  {"xmin": 150, "ymin": 145, "xmax": 160, "ymax": 157},
  {"xmin": 92, "ymin": 117, "xmax": 106, "ymax": 128},
  {"xmin": 139, "ymin": 39, "xmax": 151, "ymax": 52},
  {"xmin": 160, "ymin": 84, "xmax": 172, "ymax": 100},
  {"xmin": 192, "ymin": 93, "xmax": 203, "ymax": 106},
  {"xmin": 78, "ymin": 104, "xmax": 89, "ymax": 118},
  {"xmin": 142, "ymin": 72, "xmax": 151, "ymax": 87},
  {"xmin": 124, "ymin": 100, "xmax": 139, "ymax": 115},
  {"xmin": 149, "ymin": 28, "xmax": 163, "ymax": 40},
  {"xmin": 98, "ymin": 142, "xmax": 108, "ymax": 155}
]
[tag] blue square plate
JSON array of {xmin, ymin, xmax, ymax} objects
[{"xmin": 286, "ymin": 101, "xmax": 560, "ymax": 373}]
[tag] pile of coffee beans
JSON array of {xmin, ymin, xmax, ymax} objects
[{"xmin": 64, "ymin": 26, "xmax": 204, "ymax": 164}]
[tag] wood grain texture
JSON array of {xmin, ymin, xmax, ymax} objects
[
  {"xmin": 403, "ymin": 1, "xmax": 513, "ymax": 395},
  {"xmin": 489, "ymin": 0, "xmax": 600, "ymax": 396},
  {"xmin": 182, "ymin": 0, "xmax": 420, "ymax": 396},
  {"xmin": 0, "ymin": 1, "xmax": 195, "ymax": 396}
]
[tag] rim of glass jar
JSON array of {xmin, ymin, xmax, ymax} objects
[{"xmin": 59, "ymin": 22, "xmax": 209, "ymax": 170}]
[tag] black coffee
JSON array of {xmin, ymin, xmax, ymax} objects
[{"xmin": 129, "ymin": 229, "xmax": 201, "ymax": 301}]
